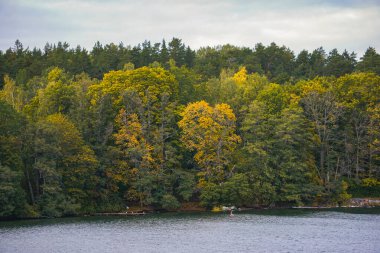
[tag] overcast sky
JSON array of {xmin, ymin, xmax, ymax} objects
[{"xmin": 0, "ymin": 0, "xmax": 379, "ymax": 56}]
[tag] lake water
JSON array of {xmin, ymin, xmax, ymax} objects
[{"xmin": 1, "ymin": 208, "xmax": 379, "ymax": 253}]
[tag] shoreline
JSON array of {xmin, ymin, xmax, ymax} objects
[{"xmin": 2, "ymin": 205, "xmax": 380, "ymax": 222}]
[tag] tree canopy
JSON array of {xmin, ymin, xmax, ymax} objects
[{"xmin": 1, "ymin": 39, "xmax": 380, "ymax": 218}]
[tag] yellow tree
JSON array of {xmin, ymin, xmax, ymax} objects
[
  {"xmin": 232, "ymin": 66, "xmax": 248, "ymax": 85},
  {"xmin": 89, "ymin": 66, "xmax": 179, "ymax": 169},
  {"xmin": 112, "ymin": 108, "xmax": 155, "ymax": 207},
  {"xmin": 0, "ymin": 75, "xmax": 23, "ymax": 112},
  {"xmin": 178, "ymin": 101, "xmax": 240, "ymax": 184}
]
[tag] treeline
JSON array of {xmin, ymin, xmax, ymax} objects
[
  {"xmin": 1, "ymin": 39, "xmax": 380, "ymax": 218},
  {"xmin": 2, "ymin": 38, "xmax": 380, "ymax": 89}
]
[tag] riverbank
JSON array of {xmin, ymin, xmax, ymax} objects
[{"xmin": 2, "ymin": 198, "xmax": 380, "ymax": 221}]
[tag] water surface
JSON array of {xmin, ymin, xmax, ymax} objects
[{"xmin": 1, "ymin": 208, "xmax": 379, "ymax": 253}]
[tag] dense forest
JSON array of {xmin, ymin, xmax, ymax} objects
[{"xmin": 1, "ymin": 38, "xmax": 380, "ymax": 218}]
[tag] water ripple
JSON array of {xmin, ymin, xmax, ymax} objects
[{"xmin": 1, "ymin": 209, "xmax": 379, "ymax": 253}]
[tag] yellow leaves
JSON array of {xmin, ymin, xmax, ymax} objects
[
  {"xmin": 196, "ymin": 175, "xmax": 207, "ymax": 189},
  {"xmin": 114, "ymin": 110, "xmax": 146, "ymax": 150},
  {"xmin": 289, "ymin": 93, "xmax": 301, "ymax": 108},
  {"xmin": 298, "ymin": 77, "xmax": 336, "ymax": 99},
  {"xmin": 233, "ymin": 67, "xmax": 248, "ymax": 85},
  {"xmin": 113, "ymin": 108, "xmax": 155, "ymax": 184},
  {"xmin": 47, "ymin": 67, "xmax": 64, "ymax": 83},
  {"xmin": 113, "ymin": 174, "xmax": 124, "ymax": 182},
  {"xmin": 130, "ymin": 168, "xmax": 139, "ymax": 175},
  {"xmin": 88, "ymin": 66, "xmax": 178, "ymax": 107},
  {"xmin": 179, "ymin": 100, "xmax": 237, "ymax": 130},
  {"xmin": 179, "ymin": 101, "xmax": 240, "ymax": 181},
  {"xmin": 198, "ymin": 116, "xmax": 214, "ymax": 128},
  {"xmin": 361, "ymin": 178, "xmax": 380, "ymax": 187},
  {"xmin": 179, "ymin": 100, "xmax": 212, "ymax": 118},
  {"xmin": 0, "ymin": 75, "xmax": 23, "ymax": 112},
  {"xmin": 214, "ymin": 103, "xmax": 237, "ymax": 123},
  {"xmin": 301, "ymin": 82, "xmax": 326, "ymax": 96},
  {"xmin": 335, "ymin": 72, "xmax": 380, "ymax": 109},
  {"xmin": 43, "ymin": 114, "xmax": 83, "ymax": 148}
]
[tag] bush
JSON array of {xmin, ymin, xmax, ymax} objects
[
  {"xmin": 361, "ymin": 178, "xmax": 380, "ymax": 187},
  {"xmin": 161, "ymin": 194, "xmax": 180, "ymax": 210},
  {"xmin": 21, "ymin": 204, "xmax": 40, "ymax": 218},
  {"xmin": 348, "ymin": 178, "xmax": 380, "ymax": 198},
  {"xmin": 200, "ymin": 182, "xmax": 222, "ymax": 208}
]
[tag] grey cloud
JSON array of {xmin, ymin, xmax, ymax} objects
[{"xmin": 0, "ymin": 0, "xmax": 379, "ymax": 56}]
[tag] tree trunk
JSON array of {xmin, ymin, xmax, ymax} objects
[
  {"xmin": 320, "ymin": 146, "xmax": 325, "ymax": 184},
  {"xmin": 25, "ymin": 167, "xmax": 35, "ymax": 204}
]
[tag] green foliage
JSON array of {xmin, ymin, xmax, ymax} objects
[
  {"xmin": 1, "ymin": 40, "xmax": 380, "ymax": 218},
  {"xmin": 0, "ymin": 165, "xmax": 26, "ymax": 217},
  {"xmin": 200, "ymin": 182, "xmax": 222, "ymax": 208},
  {"xmin": 356, "ymin": 47, "xmax": 380, "ymax": 74},
  {"xmin": 174, "ymin": 171, "xmax": 195, "ymax": 201},
  {"xmin": 348, "ymin": 178, "xmax": 380, "ymax": 198},
  {"xmin": 161, "ymin": 194, "xmax": 181, "ymax": 210},
  {"xmin": 240, "ymin": 96, "xmax": 321, "ymax": 206},
  {"xmin": 0, "ymin": 100, "xmax": 27, "ymax": 217},
  {"xmin": 325, "ymin": 49, "xmax": 356, "ymax": 77},
  {"xmin": 220, "ymin": 173, "xmax": 251, "ymax": 206},
  {"xmin": 33, "ymin": 114, "xmax": 99, "ymax": 213},
  {"xmin": 38, "ymin": 192, "xmax": 81, "ymax": 217},
  {"xmin": 329, "ymin": 180, "xmax": 352, "ymax": 206}
]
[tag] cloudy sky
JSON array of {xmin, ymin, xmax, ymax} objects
[{"xmin": 0, "ymin": 0, "xmax": 379, "ymax": 56}]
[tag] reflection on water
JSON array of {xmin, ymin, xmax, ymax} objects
[{"xmin": 1, "ymin": 208, "xmax": 379, "ymax": 253}]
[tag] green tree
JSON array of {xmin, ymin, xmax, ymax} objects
[
  {"xmin": 0, "ymin": 100, "xmax": 27, "ymax": 217},
  {"xmin": 325, "ymin": 49, "xmax": 356, "ymax": 77},
  {"xmin": 240, "ymin": 89, "xmax": 320, "ymax": 205},
  {"xmin": 356, "ymin": 47, "xmax": 380, "ymax": 74},
  {"xmin": 33, "ymin": 114, "xmax": 98, "ymax": 216},
  {"xmin": 0, "ymin": 165, "xmax": 26, "ymax": 217}
]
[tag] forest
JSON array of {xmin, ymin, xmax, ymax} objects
[{"xmin": 1, "ymin": 38, "xmax": 380, "ymax": 218}]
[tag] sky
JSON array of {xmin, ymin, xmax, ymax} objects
[{"xmin": 0, "ymin": 0, "xmax": 379, "ymax": 56}]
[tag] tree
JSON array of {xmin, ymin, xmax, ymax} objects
[
  {"xmin": 112, "ymin": 108, "xmax": 155, "ymax": 207},
  {"xmin": 356, "ymin": 47, "xmax": 380, "ymax": 74},
  {"xmin": 1, "ymin": 38, "xmax": 380, "ymax": 217},
  {"xmin": 33, "ymin": 114, "xmax": 98, "ymax": 216},
  {"xmin": 294, "ymin": 50, "xmax": 312, "ymax": 80},
  {"xmin": 325, "ymin": 49, "xmax": 356, "ymax": 77},
  {"xmin": 299, "ymin": 77, "xmax": 341, "ymax": 185},
  {"xmin": 240, "ymin": 96, "xmax": 320, "ymax": 206},
  {"xmin": 0, "ymin": 100, "xmax": 27, "ymax": 217},
  {"xmin": 168, "ymin": 38, "xmax": 186, "ymax": 66},
  {"xmin": 253, "ymin": 42, "xmax": 295, "ymax": 83},
  {"xmin": 309, "ymin": 47, "xmax": 327, "ymax": 77},
  {"xmin": 0, "ymin": 75, "xmax": 23, "ymax": 111},
  {"xmin": 0, "ymin": 165, "xmax": 26, "ymax": 217},
  {"xmin": 178, "ymin": 101, "xmax": 241, "ymax": 184},
  {"xmin": 220, "ymin": 173, "xmax": 251, "ymax": 206},
  {"xmin": 88, "ymin": 66, "xmax": 181, "ymax": 208},
  {"xmin": 160, "ymin": 40, "xmax": 169, "ymax": 67},
  {"xmin": 334, "ymin": 72, "xmax": 380, "ymax": 179},
  {"xmin": 24, "ymin": 67, "xmax": 76, "ymax": 119},
  {"xmin": 169, "ymin": 64, "xmax": 200, "ymax": 105},
  {"xmin": 184, "ymin": 46, "xmax": 196, "ymax": 68}
]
